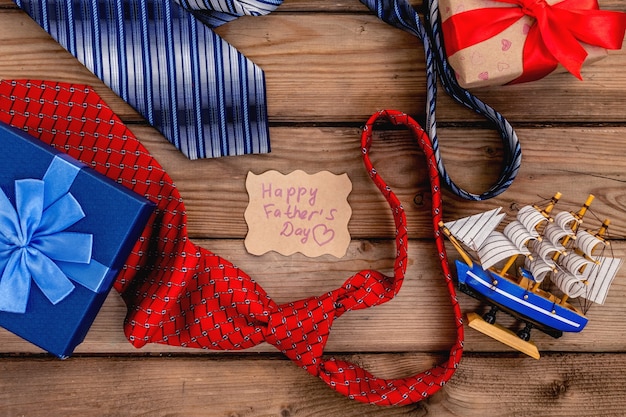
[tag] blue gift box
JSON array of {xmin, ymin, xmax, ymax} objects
[{"xmin": 0, "ymin": 122, "xmax": 154, "ymax": 358}]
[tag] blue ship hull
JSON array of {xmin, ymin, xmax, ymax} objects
[{"xmin": 455, "ymin": 260, "xmax": 588, "ymax": 334}]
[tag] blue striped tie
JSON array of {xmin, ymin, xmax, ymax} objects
[
  {"xmin": 15, "ymin": 0, "xmax": 281, "ymax": 159},
  {"xmin": 360, "ymin": 0, "xmax": 522, "ymax": 201}
]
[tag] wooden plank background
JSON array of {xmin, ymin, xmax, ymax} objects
[{"xmin": 1, "ymin": 0, "xmax": 625, "ymax": 415}]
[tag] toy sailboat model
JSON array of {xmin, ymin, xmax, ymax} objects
[{"xmin": 440, "ymin": 193, "xmax": 623, "ymax": 359}]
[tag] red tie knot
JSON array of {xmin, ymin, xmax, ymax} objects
[
  {"xmin": 264, "ymin": 292, "xmax": 340, "ymax": 375},
  {"xmin": 519, "ymin": 0, "xmax": 549, "ymax": 18}
]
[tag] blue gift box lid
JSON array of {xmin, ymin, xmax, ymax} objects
[{"xmin": 0, "ymin": 122, "xmax": 154, "ymax": 358}]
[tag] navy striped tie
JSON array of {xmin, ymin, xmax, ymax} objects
[
  {"xmin": 360, "ymin": 0, "xmax": 522, "ymax": 201},
  {"xmin": 15, "ymin": 0, "xmax": 280, "ymax": 159}
]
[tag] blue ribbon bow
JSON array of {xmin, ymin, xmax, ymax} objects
[{"xmin": 0, "ymin": 155, "xmax": 110, "ymax": 313}]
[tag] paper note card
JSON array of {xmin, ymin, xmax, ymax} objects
[{"xmin": 244, "ymin": 170, "xmax": 352, "ymax": 258}]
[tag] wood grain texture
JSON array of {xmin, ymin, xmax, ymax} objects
[
  {"xmin": 127, "ymin": 124, "xmax": 626, "ymax": 240},
  {"xmin": 1, "ymin": 354, "xmax": 626, "ymax": 417},
  {"xmin": 1, "ymin": 4, "xmax": 625, "ymax": 124},
  {"xmin": 0, "ymin": 0, "xmax": 625, "ymax": 415}
]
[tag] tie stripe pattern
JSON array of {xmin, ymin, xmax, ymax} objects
[
  {"xmin": 0, "ymin": 80, "xmax": 463, "ymax": 406},
  {"xmin": 15, "ymin": 0, "xmax": 277, "ymax": 159},
  {"xmin": 175, "ymin": 0, "xmax": 283, "ymax": 26},
  {"xmin": 360, "ymin": 0, "xmax": 522, "ymax": 201},
  {"xmin": 16, "ymin": 0, "xmax": 520, "ymax": 198}
]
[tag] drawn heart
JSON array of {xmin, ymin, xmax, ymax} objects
[
  {"xmin": 501, "ymin": 38, "xmax": 512, "ymax": 51},
  {"xmin": 497, "ymin": 62, "xmax": 510, "ymax": 72},
  {"xmin": 523, "ymin": 23, "xmax": 532, "ymax": 35},
  {"xmin": 313, "ymin": 224, "xmax": 335, "ymax": 246},
  {"xmin": 471, "ymin": 51, "xmax": 485, "ymax": 66},
  {"xmin": 478, "ymin": 71, "xmax": 489, "ymax": 81}
]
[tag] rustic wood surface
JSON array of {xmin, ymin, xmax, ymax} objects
[{"xmin": 0, "ymin": 0, "xmax": 625, "ymax": 415}]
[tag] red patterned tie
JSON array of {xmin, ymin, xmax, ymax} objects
[{"xmin": 0, "ymin": 80, "xmax": 463, "ymax": 406}]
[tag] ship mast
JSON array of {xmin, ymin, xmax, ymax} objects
[
  {"xmin": 594, "ymin": 219, "xmax": 611, "ymax": 243},
  {"xmin": 555, "ymin": 195, "xmax": 595, "ymax": 305},
  {"xmin": 558, "ymin": 218, "xmax": 613, "ymax": 307},
  {"xmin": 439, "ymin": 221, "xmax": 474, "ymax": 268},
  {"xmin": 527, "ymin": 194, "xmax": 594, "ymax": 294},
  {"xmin": 539, "ymin": 192, "xmax": 562, "ymax": 219},
  {"xmin": 499, "ymin": 193, "xmax": 562, "ymax": 277},
  {"xmin": 561, "ymin": 194, "xmax": 594, "ymax": 247}
]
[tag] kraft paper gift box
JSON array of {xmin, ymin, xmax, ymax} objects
[
  {"xmin": 439, "ymin": 0, "xmax": 626, "ymax": 88},
  {"xmin": 0, "ymin": 122, "xmax": 154, "ymax": 358}
]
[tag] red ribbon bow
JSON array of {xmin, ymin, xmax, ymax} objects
[{"xmin": 442, "ymin": 0, "xmax": 626, "ymax": 83}]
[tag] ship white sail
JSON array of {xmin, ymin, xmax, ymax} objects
[
  {"xmin": 525, "ymin": 208, "xmax": 586, "ymax": 284},
  {"xmin": 477, "ymin": 231, "xmax": 530, "ymax": 270},
  {"xmin": 554, "ymin": 211, "xmax": 578, "ymax": 231},
  {"xmin": 504, "ymin": 221, "xmax": 538, "ymax": 252},
  {"xmin": 582, "ymin": 256, "xmax": 623, "ymax": 305},
  {"xmin": 443, "ymin": 208, "xmax": 504, "ymax": 251},
  {"xmin": 445, "ymin": 206, "xmax": 548, "ymax": 271},
  {"xmin": 532, "ymin": 240, "xmax": 562, "ymax": 264},
  {"xmin": 517, "ymin": 205, "xmax": 549, "ymax": 237},
  {"xmin": 552, "ymin": 270, "xmax": 587, "ymax": 299},
  {"xmin": 560, "ymin": 253, "xmax": 593, "ymax": 276},
  {"xmin": 538, "ymin": 219, "xmax": 622, "ymax": 305},
  {"xmin": 524, "ymin": 255, "xmax": 554, "ymax": 283},
  {"xmin": 543, "ymin": 221, "xmax": 575, "ymax": 252},
  {"xmin": 576, "ymin": 230, "xmax": 606, "ymax": 259}
]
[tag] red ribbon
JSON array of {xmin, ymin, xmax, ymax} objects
[{"xmin": 442, "ymin": 0, "xmax": 626, "ymax": 83}]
